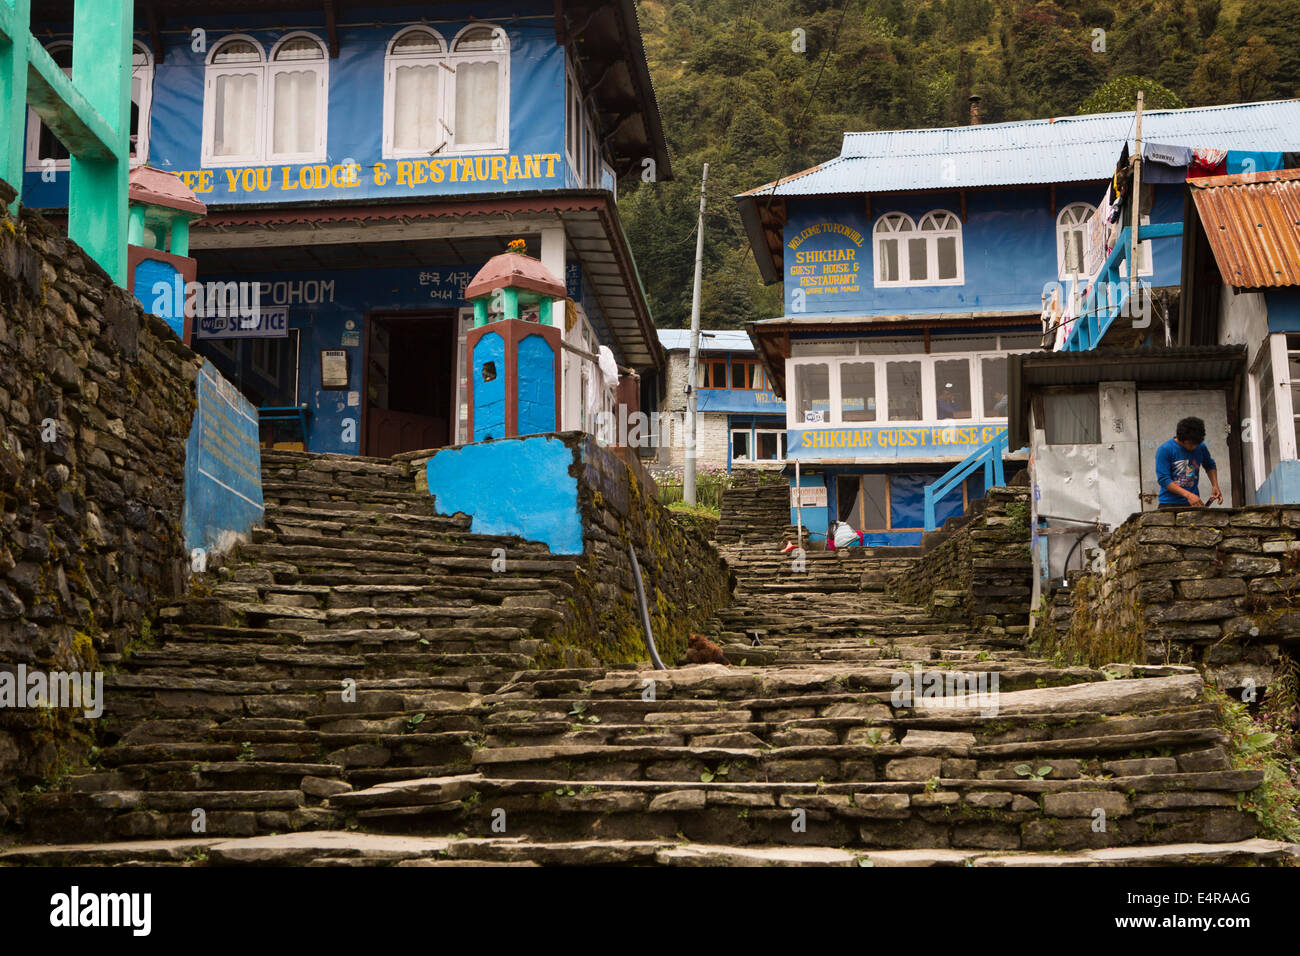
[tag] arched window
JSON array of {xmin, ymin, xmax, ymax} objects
[
  {"xmin": 383, "ymin": 24, "xmax": 509, "ymax": 158},
  {"xmin": 202, "ymin": 33, "xmax": 327, "ymax": 166},
  {"xmin": 24, "ymin": 43, "xmax": 72, "ymax": 170},
  {"xmin": 873, "ymin": 213, "xmax": 914, "ymax": 285},
  {"xmin": 203, "ymin": 36, "xmax": 267, "ymax": 165},
  {"xmin": 874, "ymin": 210, "xmax": 964, "ymax": 286},
  {"xmin": 449, "ymin": 25, "xmax": 509, "ymax": 151},
  {"xmin": 130, "ymin": 42, "xmax": 155, "ymax": 164},
  {"xmin": 383, "ymin": 27, "xmax": 447, "ymax": 157},
  {"xmin": 268, "ymin": 33, "xmax": 328, "ymax": 162},
  {"xmin": 1057, "ymin": 202, "xmax": 1096, "ymax": 281}
]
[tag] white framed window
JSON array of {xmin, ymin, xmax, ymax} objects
[
  {"xmin": 787, "ymin": 340, "xmax": 1037, "ymax": 429},
  {"xmin": 730, "ymin": 426, "xmax": 785, "ymax": 464},
  {"xmin": 202, "ymin": 32, "xmax": 327, "ymax": 167},
  {"xmin": 449, "ymin": 25, "xmax": 509, "ymax": 152},
  {"xmin": 26, "ymin": 40, "xmax": 155, "ymax": 171},
  {"xmin": 24, "ymin": 42, "xmax": 72, "ymax": 171},
  {"xmin": 383, "ymin": 25, "xmax": 508, "ymax": 159},
  {"xmin": 755, "ymin": 429, "xmax": 786, "ymax": 461},
  {"xmin": 565, "ymin": 62, "xmax": 582, "ymax": 181},
  {"xmin": 268, "ymin": 32, "xmax": 328, "ymax": 163},
  {"xmin": 1057, "ymin": 203, "xmax": 1096, "ymax": 281},
  {"xmin": 874, "ymin": 210, "xmax": 963, "ymax": 287},
  {"xmin": 1119, "ymin": 214, "xmax": 1155, "ymax": 278},
  {"xmin": 384, "ymin": 27, "xmax": 447, "ymax": 158},
  {"xmin": 202, "ymin": 35, "xmax": 267, "ymax": 166}
]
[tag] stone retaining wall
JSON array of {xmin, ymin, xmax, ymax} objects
[
  {"xmin": 414, "ymin": 433, "xmax": 733, "ymax": 667},
  {"xmin": 0, "ymin": 192, "xmax": 200, "ymax": 811},
  {"xmin": 566, "ymin": 434, "xmax": 732, "ymax": 664},
  {"xmin": 1043, "ymin": 506, "xmax": 1300, "ymax": 692},
  {"xmin": 889, "ymin": 487, "xmax": 1032, "ymax": 641}
]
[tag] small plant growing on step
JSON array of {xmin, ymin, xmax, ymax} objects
[
  {"xmin": 1015, "ymin": 764, "xmax": 1053, "ymax": 780},
  {"xmin": 554, "ymin": 786, "xmax": 577, "ymax": 797},
  {"xmin": 568, "ymin": 702, "xmax": 600, "ymax": 724},
  {"xmin": 405, "ymin": 712, "xmax": 426, "ymax": 731},
  {"xmin": 700, "ymin": 763, "xmax": 730, "ymax": 783},
  {"xmin": 924, "ymin": 776, "xmax": 941, "ymax": 792},
  {"xmin": 237, "ymin": 742, "xmax": 255, "ymax": 762}
]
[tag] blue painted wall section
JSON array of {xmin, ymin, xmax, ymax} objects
[
  {"xmin": 23, "ymin": 2, "xmax": 569, "ymax": 208},
  {"xmin": 184, "ymin": 360, "xmax": 265, "ymax": 554},
  {"xmin": 425, "ymin": 435, "xmax": 583, "ymax": 554},
  {"xmin": 133, "ymin": 258, "xmax": 185, "ymax": 338},
  {"xmin": 516, "ymin": 333, "xmax": 556, "ymax": 434},
  {"xmin": 788, "ymin": 473, "xmax": 827, "ymax": 541},
  {"xmin": 473, "ymin": 332, "xmax": 507, "ymax": 441},
  {"xmin": 783, "ymin": 186, "xmax": 1182, "ymax": 318}
]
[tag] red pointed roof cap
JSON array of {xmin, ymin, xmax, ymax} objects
[
  {"xmin": 465, "ymin": 251, "xmax": 566, "ymax": 301},
  {"xmin": 128, "ymin": 165, "xmax": 207, "ymax": 217}
]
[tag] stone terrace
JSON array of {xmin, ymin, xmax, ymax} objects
[{"xmin": 2, "ymin": 461, "xmax": 1297, "ymax": 866}]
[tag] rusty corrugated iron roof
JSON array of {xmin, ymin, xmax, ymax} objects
[{"xmin": 1189, "ymin": 168, "xmax": 1300, "ymax": 289}]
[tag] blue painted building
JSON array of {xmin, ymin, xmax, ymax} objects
[
  {"xmin": 655, "ymin": 329, "xmax": 786, "ymax": 472},
  {"xmin": 735, "ymin": 100, "xmax": 1300, "ymax": 545},
  {"xmin": 30, "ymin": 0, "xmax": 669, "ymax": 457}
]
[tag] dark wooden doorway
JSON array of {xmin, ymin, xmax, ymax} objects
[{"xmin": 363, "ymin": 310, "xmax": 455, "ymax": 458}]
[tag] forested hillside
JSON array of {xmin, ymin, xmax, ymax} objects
[{"xmin": 619, "ymin": 0, "xmax": 1300, "ymax": 331}]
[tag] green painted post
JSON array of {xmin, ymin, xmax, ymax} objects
[
  {"xmin": 503, "ymin": 288, "xmax": 519, "ymax": 321},
  {"xmin": 169, "ymin": 214, "xmax": 189, "ymax": 256},
  {"xmin": 473, "ymin": 299, "xmax": 489, "ymax": 328},
  {"xmin": 538, "ymin": 297, "xmax": 553, "ymax": 326},
  {"xmin": 68, "ymin": 0, "xmax": 130, "ymax": 284},
  {"xmin": 0, "ymin": 0, "xmax": 32, "ymax": 208},
  {"xmin": 127, "ymin": 203, "xmax": 145, "ymax": 245}
]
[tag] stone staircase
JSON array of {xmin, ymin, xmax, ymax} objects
[
  {"xmin": 715, "ymin": 482, "xmax": 790, "ymax": 545},
  {"xmin": 3, "ymin": 454, "xmax": 1297, "ymax": 866}
]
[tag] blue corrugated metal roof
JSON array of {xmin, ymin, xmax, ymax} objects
[
  {"xmin": 657, "ymin": 329, "xmax": 756, "ymax": 352},
  {"xmin": 742, "ymin": 100, "xmax": 1300, "ymax": 196}
]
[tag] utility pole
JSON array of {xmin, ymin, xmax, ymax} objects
[
  {"xmin": 683, "ymin": 162, "xmax": 708, "ymax": 507},
  {"xmin": 1130, "ymin": 90, "xmax": 1143, "ymax": 300}
]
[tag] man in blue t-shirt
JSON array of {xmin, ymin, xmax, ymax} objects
[{"xmin": 1155, "ymin": 416, "xmax": 1222, "ymax": 509}]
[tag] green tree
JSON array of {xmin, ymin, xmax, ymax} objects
[{"xmin": 1078, "ymin": 75, "xmax": 1186, "ymax": 114}]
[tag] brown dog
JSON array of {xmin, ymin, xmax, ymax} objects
[{"xmin": 685, "ymin": 633, "xmax": 728, "ymax": 665}]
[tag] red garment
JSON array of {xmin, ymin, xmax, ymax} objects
[{"xmin": 1187, "ymin": 148, "xmax": 1227, "ymax": 179}]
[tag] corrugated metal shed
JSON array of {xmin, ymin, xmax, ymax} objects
[
  {"xmin": 1007, "ymin": 346, "xmax": 1246, "ymax": 447},
  {"xmin": 657, "ymin": 329, "xmax": 756, "ymax": 353},
  {"xmin": 742, "ymin": 100, "xmax": 1300, "ymax": 196},
  {"xmin": 1189, "ymin": 169, "xmax": 1300, "ymax": 290}
]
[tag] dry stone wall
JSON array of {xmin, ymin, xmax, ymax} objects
[
  {"xmin": 889, "ymin": 487, "xmax": 1032, "ymax": 641},
  {"xmin": 1046, "ymin": 506, "xmax": 1300, "ymax": 692},
  {"xmin": 0, "ymin": 190, "xmax": 200, "ymax": 816}
]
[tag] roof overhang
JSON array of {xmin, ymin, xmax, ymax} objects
[
  {"xmin": 747, "ymin": 311, "xmax": 1042, "ymax": 396},
  {"xmin": 35, "ymin": 0, "xmax": 671, "ymax": 183},
  {"xmin": 1185, "ymin": 168, "xmax": 1300, "ymax": 291},
  {"xmin": 1007, "ymin": 345, "xmax": 1247, "ymax": 448},
  {"xmin": 186, "ymin": 191, "xmax": 665, "ymax": 370}
]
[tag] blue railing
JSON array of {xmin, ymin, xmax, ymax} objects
[
  {"xmin": 1060, "ymin": 222, "xmax": 1182, "ymax": 352},
  {"xmin": 923, "ymin": 430, "xmax": 1008, "ymax": 532}
]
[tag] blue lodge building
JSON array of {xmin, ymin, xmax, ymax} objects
[
  {"xmin": 28, "ymin": 0, "xmax": 670, "ymax": 458},
  {"xmin": 736, "ymin": 100, "xmax": 1300, "ymax": 546}
]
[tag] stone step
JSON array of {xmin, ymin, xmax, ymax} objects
[{"xmin": 3, "ymin": 832, "xmax": 1292, "ymax": 868}]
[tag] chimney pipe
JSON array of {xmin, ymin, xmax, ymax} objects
[{"xmin": 969, "ymin": 94, "xmax": 982, "ymax": 126}]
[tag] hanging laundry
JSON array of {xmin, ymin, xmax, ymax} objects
[
  {"xmin": 1226, "ymin": 150, "xmax": 1283, "ymax": 175},
  {"xmin": 1143, "ymin": 142, "xmax": 1192, "ymax": 183},
  {"xmin": 1083, "ymin": 185, "xmax": 1111, "ymax": 278},
  {"xmin": 1143, "ymin": 142, "xmax": 1193, "ymax": 168},
  {"xmin": 1187, "ymin": 148, "xmax": 1227, "ymax": 179}
]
